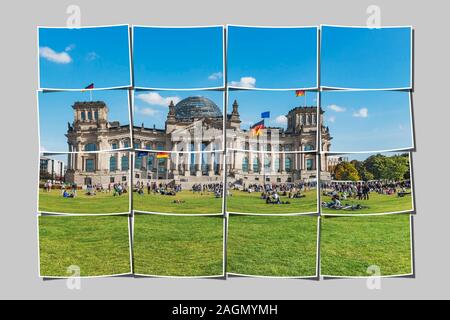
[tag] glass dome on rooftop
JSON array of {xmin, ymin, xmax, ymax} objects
[{"xmin": 175, "ymin": 96, "xmax": 222, "ymax": 120}]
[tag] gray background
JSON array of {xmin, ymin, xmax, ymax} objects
[{"xmin": 0, "ymin": 0, "xmax": 448, "ymax": 299}]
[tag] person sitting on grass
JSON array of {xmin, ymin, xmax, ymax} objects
[{"xmin": 62, "ymin": 190, "xmax": 74, "ymax": 198}]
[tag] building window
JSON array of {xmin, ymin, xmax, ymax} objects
[
  {"xmin": 122, "ymin": 176, "xmax": 127, "ymax": 182},
  {"xmin": 111, "ymin": 143, "xmax": 118, "ymax": 150},
  {"xmin": 88, "ymin": 111, "xmax": 93, "ymax": 121},
  {"xmin": 145, "ymin": 143, "xmax": 152, "ymax": 150},
  {"xmin": 304, "ymin": 144, "xmax": 315, "ymax": 151},
  {"xmin": 94, "ymin": 111, "xmax": 99, "ymax": 121},
  {"xmin": 306, "ymin": 159, "xmax": 314, "ymax": 170},
  {"xmin": 147, "ymin": 155, "xmax": 154, "ymax": 169},
  {"xmin": 85, "ymin": 159, "xmax": 95, "ymax": 172},
  {"xmin": 110, "ymin": 156, "xmax": 117, "ymax": 172},
  {"xmin": 135, "ymin": 154, "xmax": 143, "ymax": 170},
  {"xmin": 121, "ymin": 155, "xmax": 129, "ymax": 171},
  {"xmin": 134, "ymin": 142, "xmax": 140, "ymax": 149},
  {"xmin": 253, "ymin": 157, "xmax": 260, "ymax": 173},
  {"xmin": 123, "ymin": 141, "xmax": 130, "ymax": 148},
  {"xmin": 81, "ymin": 111, "xmax": 86, "ymax": 121},
  {"xmin": 110, "ymin": 177, "xmax": 115, "ymax": 183},
  {"xmin": 157, "ymin": 144, "xmax": 164, "ymax": 151},
  {"xmin": 264, "ymin": 156, "xmax": 271, "ymax": 171},
  {"xmin": 275, "ymin": 157, "xmax": 280, "ymax": 172},
  {"xmin": 85, "ymin": 143, "xmax": 97, "ymax": 152},
  {"xmin": 285, "ymin": 157, "xmax": 292, "ymax": 172},
  {"xmin": 242, "ymin": 157, "xmax": 249, "ymax": 172}
]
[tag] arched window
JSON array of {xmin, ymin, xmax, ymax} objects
[
  {"xmin": 264, "ymin": 156, "xmax": 271, "ymax": 171},
  {"xmin": 81, "ymin": 111, "xmax": 86, "ymax": 121},
  {"xmin": 84, "ymin": 143, "xmax": 97, "ymax": 152},
  {"xmin": 110, "ymin": 156, "xmax": 117, "ymax": 172},
  {"xmin": 147, "ymin": 155, "xmax": 154, "ymax": 169},
  {"xmin": 123, "ymin": 140, "xmax": 130, "ymax": 148},
  {"xmin": 275, "ymin": 157, "xmax": 280, "ymax": 172},
  {"xmin": 85, "ymin": 159, "xmax": 95, "ymax": 172},
  {"xmin": 306, "ymin": 159, "xmax": 314, "ymax": 170},
  {"xmin": 94, "ymin": 111, "xmax": 99, "ymax": 121},
  {"xmin": 242, "ymin": 157, "xmax": 249, "ymax": 172},
  {"xmin": 121, "ymin": 155, "xmax": 129, "ymax": 171},
  {"xmin": 145, "ymin": 143, "xmax": 152, "ymax": 150},
  {"xmin": 285, "ymin": 157, "xmax": 292, "ymax": 172},
  {"xmin": 135, "ymin": 154, "xmax": 143, "ymax": 170},
  {"xmin": 88, "ymin": 111, "xmax": 93, "ymax": 121},
  {"xmin": 253, "ymin": 157, "xmax": 260, "ymax": 173},
  {"xmin": 304, "ymin": 144, "xmax": 315, "ymax": 151},
  {"xmin": 111, "ymin": 142, "xmax": 118, "ymax": 150}
]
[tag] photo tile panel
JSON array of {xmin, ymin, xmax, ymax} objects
[
  {"xmin": 320, "ymin": 26, "xmax": 412, "ymax": 90},
  {"xmin": 38, "ymin": 151, "xmax": 131, "ymax": 215},
  {"xmin": 227, "ymin": 215, "xmax": 318, "ymax": 277},
  {"xmin": 132, "ymin": 151, "xmax": 224, "ymax": 215},
  {"xmin": 38, "ymin": 89, "xmax": 132, "ymax": 154},
  {"xmin": 133, "ymin": 26, "xmax": 224, "ymax": 89},
  {"xmin": 227, "ymin": 26, "xmax": 318, "ymax": 89},
  {"xmin": 320, "ymin": 152, "xmax": 414, "ymax": 215},
  {"xmin": 320, "ymin": 90, "xmax": 414, "ymax": 153},
  {"xmin": 38, "ymin": 25, "xmax": 132, "ymax": 90},
  {"xmin": 226, "ymin": 90, "xmax": 319, "ymax": 153},
  {"xmin": 226, "ymin": 151, "xmax": 318, "ymax": 215},
  {"xmin": 133, "ymin": 214, "xmax": 225, "ymax": 277},
  {"xmin": 133, "ymin": 90, "xmax": 225, "ymax": 153},
  {"xmin": 38, "ymin": 215, "xmax": 132, "ymax": 278},
  {"xmin": 320, "ymin": 214, "xmax": 413, "ymax": 278}
]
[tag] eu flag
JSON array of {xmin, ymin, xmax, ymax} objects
[{"xmin": 261, "ymin": 111, "xmax": 270, "ymax": 119}]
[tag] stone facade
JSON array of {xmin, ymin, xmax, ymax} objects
[{"xmin": 65, "ymin": 97, "xmax": 332, "ymax": 186}]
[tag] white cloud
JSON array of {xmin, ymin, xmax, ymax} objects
[
  {"xmin": 39, "ymin": 47, "xmax": 72, "ymax": 64},
  {"xmin": 65, "ymin": 44, "xmax": 76, "ymax": 52},
  {"xmin": 208, "ymin": 72, "xmax": 223, "ymax": 80},
  {"xmin": 275, "ymin": 115, "xmax": 287, "ymax": 125},
  {"xmin": 353, "ymin": 108, "xmax": 369, "ymax": 118},
  {"xmin": 86, "ymin": 52, "xmax": 99, "ymax": 61},
  {"xmin": 327, "ymin": 104, "xmax": 346, "ymax": 113},
  {"xmin": 137, "ymin": 92, "xmax": 181, "ymax": 107},
  {"xmin": 328, "ymin": 116, "xmax": 336, "ymax": 123},
  {"xmin": 230, "ymin": 76, "xmax": 256, "ymax": 88},
  {"xmin": 136, "ymin": 107, "xmax": 160, "ymax": 117}
]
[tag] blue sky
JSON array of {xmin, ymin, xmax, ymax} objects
[
  {"xmin": 321, "ymin": 26, "xmax": 412, "ymax": 89},
  {"xmin": 133, "ymin": 27, "xmax": 224, "ymax": 89},
  {"xmin": 322, "ymin": 90, "xmax": 413, "ymax": 153},
  {"xmin": 39, "ymin": 90, "xmax": 130, "ymax": 152},
  {"xmin": 228, "ymin": 90, "xmax": 317, "ymax": 131},
  {"xmin": 39, "ymin": 26, "xmax": 131, "ymax": 89},
  {"xmin": 133, "ymin": 90, "xmax": 224, "ymax": 129},
  {"xmin": 227, "ymin": 26, "xmax": 318, "ymax": 89}
]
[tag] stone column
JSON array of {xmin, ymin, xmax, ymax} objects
[
  {"xmin": 248, "ymin": 151, "xmax": 254, "ymax": 173},
  {"xmin": 281, "ymin": 153, "xmax": 286, "ymax": 173},
  {"xmin": 172, "ymin": 143, "xmax": 178, "ymax": 175},
  {"xmin": 208, "ymin": 143, "xmax": 215, "ymax": 176}
]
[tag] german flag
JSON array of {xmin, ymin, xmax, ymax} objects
[
  {"xmin": 156, "ymin": 152, "xmax": 169, "ymax": 159},
  {"xmin": 251, "ymin": 120, "xmax": 265, "ymax": 137},
  {"xmin": 295, "ymin": 90, "xmax": 306, "ymax": 97}
]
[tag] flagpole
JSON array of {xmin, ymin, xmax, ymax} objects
[
  {"xmin": 90, "ymin": 90, "xmax": 93, "ymax": 102},
  {"xmin": 304, "ymin": 91, "xmax": 307, "ymax": 107}
]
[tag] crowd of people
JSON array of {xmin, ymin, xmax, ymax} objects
[
  {"xmin": 42, "ymin": 180, "xmax": 128, "ymax": 198},
  {"xmin": 321, "ymin": 180, "xmax": 411, "ymax": 210},
  {"xmin": 134, "ymin": 181, "xmax": 224, "ymax": 198}
]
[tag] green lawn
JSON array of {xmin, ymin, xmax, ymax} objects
[
  {"xmin": 322, "ymin": 190, "xmax": 413, "ymax": 215},
  {"xmin": 227, "ymin": 189, "xmax": 318, "ymax": 214},
  {"xmin": 39, "ymin": 215, "xmax": 131, "ymax": 277},
  {"xmin": 133, "ymin": 214, "xmax": 224, "ymax": 276},
  {"xmin": 227, "ymin": 215, "xmax": 318, "ymax": 277},
  {"xmin": 39, "ymin": 189, "xmax": 129, "ymax": 214},
  {"xmin": 321, "ymin": 214, "xmax": 413, "ymax": 277},
  {"xmin": 134, "ymin": 190, "xmax": 223, "ymax": 214}
]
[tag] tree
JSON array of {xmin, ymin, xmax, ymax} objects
[{"xmin": 334, "ymin": 162, "xmax": 360, "ymax": 181}]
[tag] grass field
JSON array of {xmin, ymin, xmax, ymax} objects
[
  {"xmin": 39, "ymin": 189, "xmax": 129, "ymax": 214},
  {"xmin": 133, "ymin": 214, "xmax": 224, "ymax": 276},
  {"xmin": 321, "ymin": 190, "xmax": 413, "ymax": 215},
  {"xmin": 133, "ymin": 191, "xmax": 222, "ymax": 214},
  {"xmin": 227, "ymin": 215, "xmax": 318, "ymax": 277},
  {"xmin": 321, "ymin": 214, "xmax": 412, "ymax": 277},
  {"xmin": 227, "ymin": 189, "xmax": 318, "ymax": 214},
  {"xmin": 38, "ymin": 215, "xmax": 131, "ymax": 277}
]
